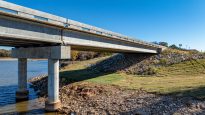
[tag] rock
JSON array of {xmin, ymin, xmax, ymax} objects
[{"xmin": 199, "ymin": 104, "xmax": 205, "ymax": 109}]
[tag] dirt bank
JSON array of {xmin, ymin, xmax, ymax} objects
[
  {"xmin": 90, "ymin": 49, "xmax": 205, "ymax": 75},
  {"xmin": 30, "ymin": 76, "xmax": 205, "ymax": 115}
]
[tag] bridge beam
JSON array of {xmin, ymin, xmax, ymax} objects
[{"xmin": 12, "ymin": 46, "xmax": 71, "ymax": 111}]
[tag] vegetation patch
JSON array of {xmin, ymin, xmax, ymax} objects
[
  {"xmin": 89, "ymin": 48, "xmax": 205, "ymax": 76},
  {"xmin": 29, "ymin": 51, "xmax": 205, "ymax": 114},
  {"xmin": 58, "ymin": 55, "xmax": 205, "ymax": 99},
  {"xmin": 0, "ymin": 49, "xmax": 11, "ymax": 57}
]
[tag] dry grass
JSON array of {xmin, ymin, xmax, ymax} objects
[{"xmin": 61, "ymin": 56, "xmax": 110, "ymax": 71}]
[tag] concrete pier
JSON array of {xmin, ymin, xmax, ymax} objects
[
  {"xmin": 12, "ymin": 46, "xmax": 70, "ymax": 111},
  {"xmin": 45, "ymin": 59, "xmax": 61, "ymax": 111},
  {"xmin": 16, "ymin": 58, "xmax": 29, "ymax": 100}
]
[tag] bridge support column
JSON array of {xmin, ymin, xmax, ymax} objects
[
  {"xmin": 45, "ymin": 59, "xmax": 61, "ymax": 111},
  {"xmin": 16, "ymin": 58, "xmax": 29, "ymax": 100},
  {"xmin": 12, "ymin": 46, "xmax": 71, "ymax": 111}
]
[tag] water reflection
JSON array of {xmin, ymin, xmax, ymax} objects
[{"xmin": 0, "ymin": 84, "xmax": 45, "ymax": 114}]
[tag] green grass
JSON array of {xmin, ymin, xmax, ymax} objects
[
  {"xmin": 88, "ymin": 73, "xmax": 124, "ymax": 84},
  {"xmin": 157, "ymin": 59, "xmax": 205, "ymax": 76},
  {"xmin": 60, "ymin": 58, "xmax": 205, "ymax": 99}
]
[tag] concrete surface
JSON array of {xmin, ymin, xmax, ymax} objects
[
  {"xmin": 0, "ymin": 1, "xmax": 165, "ymax": 53},
  {"xmin": 16, "ymin": 58, "xmax": 29, "ymax": 100},
  {"xmin": 47, "ymin": 59, "xmax": 61, "ymax": 111},
  {"xmin": 12, "ymin": 46, "xmax": 71, "ymax": 59}
]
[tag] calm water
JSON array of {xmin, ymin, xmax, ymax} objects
[{"xmin": 0, "ymin": 60, "xmax": 55, "ymax": 114}]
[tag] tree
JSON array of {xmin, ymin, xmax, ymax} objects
[
  {"xmin": 152, "ymin": 41, "xmax": 159, "ymax": 45},
  {"xmin": 169, "ymin": 44, "xmax": 179, "ymax": 49},
  {"xmin": 179, "ymin": 44, "xmax": 182, "ymax": 48},
  {"xmin": 158, "ymin": 42, "xmax": 168, "ymax": 47}
]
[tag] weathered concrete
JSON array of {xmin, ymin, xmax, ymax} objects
[
  {"xmin": 46, "ymin": 59, "xmax": 61, "ymax": 111},
  {"xmin": 11, "ymin": 46, "xmax": 70, "ymax": 111},
  {"xmin": 63, "ymin": 30, "xmax": 159, "ymax": 53},
  {"xmin": 12, "ymin": 46, "xmax": 71, "ymax": 59},
  {"xmin": 16, "ymin": 58, "xmax": 29, "ymax": 100}
]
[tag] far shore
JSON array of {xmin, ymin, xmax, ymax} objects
[
  {"xmin": 0, "ymin": 57, "xmax": 17, "ymax": 61},
  {"xmin": 0, "ymin": 57, "xmax": 47, "ymax": 61}
]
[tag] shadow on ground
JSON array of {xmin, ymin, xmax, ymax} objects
[
  {"xmin": 31, "ymin": 53, "xmax": 153, "ymax": 94},
  {"xmin": 60, "ymin": 53, "xmax": 153, "ymax": 84}
]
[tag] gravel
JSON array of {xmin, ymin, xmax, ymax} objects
[{"xmin": 29, "ymin": 77, "xmax": 205, "ymax": 115}]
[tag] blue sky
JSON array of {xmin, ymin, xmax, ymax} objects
[{"xmin": 2, "ymin": 0, "xmax": 205, "ymax": 51}]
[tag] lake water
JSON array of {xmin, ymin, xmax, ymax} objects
[{"xmin": 0, "ymin": 60, "xmax": 55, "ymax": 114}]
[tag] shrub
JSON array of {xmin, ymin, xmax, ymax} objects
[
  {"xmin": 0, "ymin": 49, "xmax": 11, "ymax": 57},
  {"xmin": 71, "ymin": 50, "xmax": 113, "ymax": 61},
  {"xmin": 159, "ymin": 58, "xmax": 168, "ymax": 65},
  {"xmin": 97, "ymin": 52, "xmax": 113, "ymax": 57},
  {"xmin": 147, "ymin": 66, "xmax": 158, "ymax": 75},
  {"xmin": 78, "ymin": 51, "xmax": 95, "ymax": 60},
  {"xmin": 71, "ymin": 50, "xmax": 79, "ymax": 61},
  {"xmin": 142, "ymin": 66, "xmax": 158, "ymax": 75}
]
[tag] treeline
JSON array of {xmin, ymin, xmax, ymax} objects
[
  {"xmin": 153, "ymin": 41, "xmax": 193, "ymax": 50},
  {"xmin": 71, "ymin": 50, "xmax": 112, "ymax": 61},
  {"xmin": 153, "ymin": 41, "xmax": 201, "ymax": 54},
  {"xmin": 0, "ymin": 49, "xmax": 11, "ymax": 57},
  {"xmin": 153, "ymin": 41, "xmax": 180, "ymax": 49}
]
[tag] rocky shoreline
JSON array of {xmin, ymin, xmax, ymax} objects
[{"xmin": 29, "ymin": 76, "xmax": 205, "ymax": 115}]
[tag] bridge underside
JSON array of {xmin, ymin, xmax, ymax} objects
[
  {"xmin": 0, "ymin": 37, "xmax": 57, "ymax": 47},
  {"xmin": 0, "ymin": 15, "xmax": 160, "ymax": 54},
  {"xmin": 0, "ymin": 36, "xmax": 159, "ymax": 53},
  {"xmin": 0, "ymin": 38, "xmax": 158, "ymax": 54},
  {"xmin": 0, "ymin": 38, "xmax": 160, "ymax": 54}
]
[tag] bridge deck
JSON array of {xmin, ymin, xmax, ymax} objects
[{"xmin": 0, "ymin": 1, "xmax": 165, "ymax": 53}]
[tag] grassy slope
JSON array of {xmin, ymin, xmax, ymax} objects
[{"xmin": 60, "ymin": 57, "xmax": 205, "ymax": 99}]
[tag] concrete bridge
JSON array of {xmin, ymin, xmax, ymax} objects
[{"xmin": 0, "ymin": 1, "xmax": 165, "ymax": 111}]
